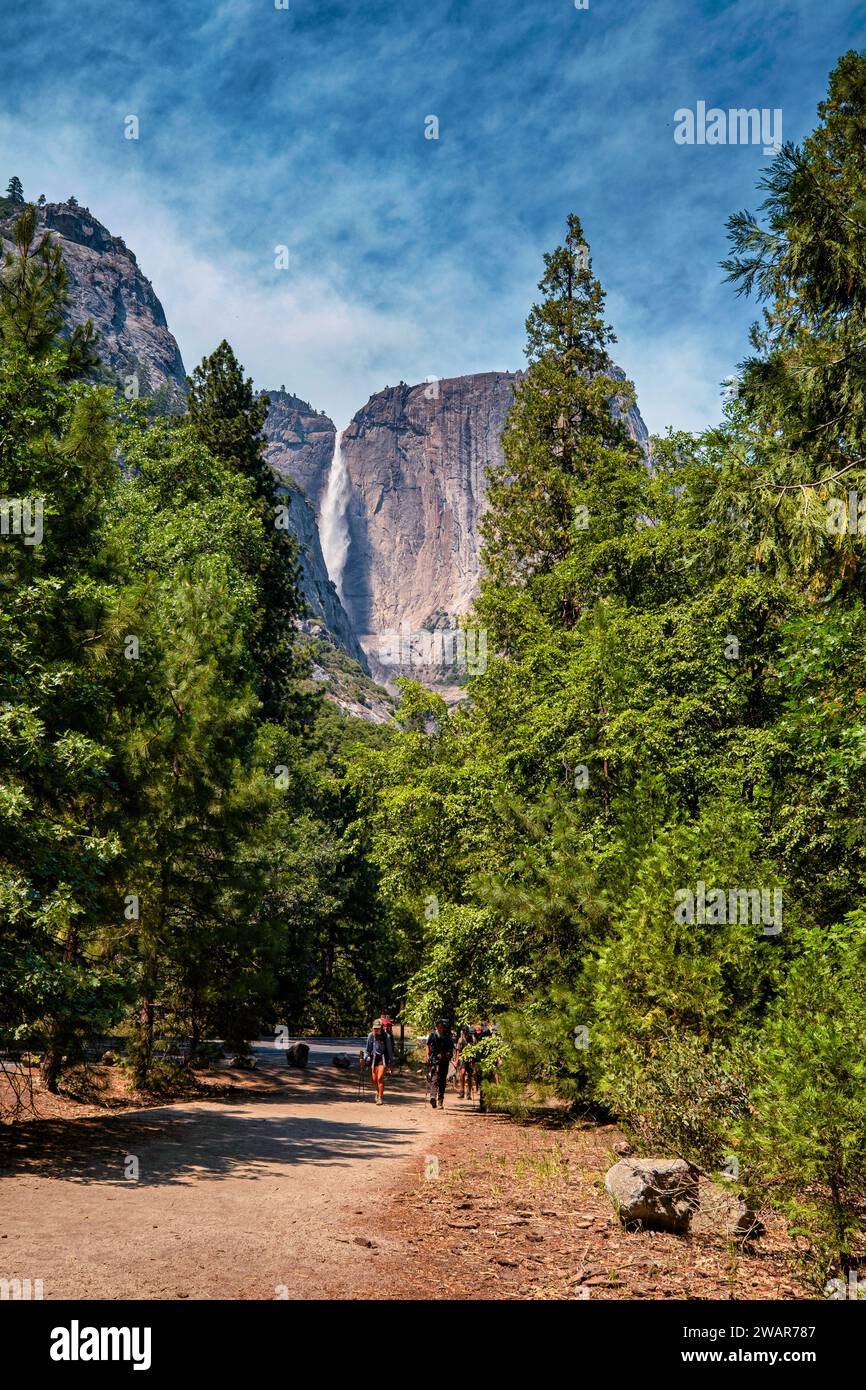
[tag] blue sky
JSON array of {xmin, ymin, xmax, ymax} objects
[{"xmin": 1, "ymin": 0, "xmax": 864, "ymax": 432}]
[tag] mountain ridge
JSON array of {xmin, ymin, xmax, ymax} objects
[{"xmin": 4, "ymin": 198, "xmax": 650, "ymax": 697}]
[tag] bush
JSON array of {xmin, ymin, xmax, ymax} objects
[
  {"xmin": 593, "ymin": 809, "xmax": 793, "ymax": 1163},
  {"xmin": 740, "ymin": 918, "xmax": 866, "ymax": 1284}
]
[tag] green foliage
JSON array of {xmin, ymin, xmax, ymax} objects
[
  {"xmin": 186, "ymin": 340, "xmax": 307, "ymax": 726},
  {"xmin": 0, "ymin": 225, "xmax": 394, "ymax": 1103},
  {"xmin": 0, "ymin": 217, "xmax": 133, "ymax": 1087},
  {"xmin": 352, "ymin": 57, "xmax": 866, "ymax": 1277},
  {"xmin": 405, "ymin": 904, "xmax": 504, "ymax": 1028},
  {"xmin": 741, "ymin": 919, "xmax": 866, "ymax": 1280}
]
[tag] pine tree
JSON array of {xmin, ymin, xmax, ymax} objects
[
  {"xmin": 186, "ymin": 341, "xmax": 307, "ymax": 725},
  {"xmin": 721, "ymin": 50, "xmax": 866, "ymax": 589},
  {"xmin": 119, "ymin": 558, "xmax": 269, "ymax": 1087},
  {"xmin": 109, "ymin": 406, "xmax": 309, "ymax": 1083},
  {"xmin": 0, "ymin": 205, "xmax": 97, "ymax": 371},
  {"xmin": 5, "ymin": 175, "xmax": 24, "ymax": 204},
  {"xmin": 743, "ymin": 919, "xmax": 866, "ymax": 1283},
  {"xmin": 0, "ymin": 212, "xmax": 130, "ymax": 1095},
  {"xmin": 477, "ymin": 213, "xmax": 644, "ymax": 646}
]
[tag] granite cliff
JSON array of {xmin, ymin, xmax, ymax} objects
[
  {"xmin": 316, "ymin": 370, "xmax": 649, "ymax": 683},
  {"xmin": 6, "ymin": 198, "xmax": 652, "ymax": 697},
  {"xmin": 0, "ymin": 200, "xmax": 362, "ymax": 671},
  {"xmin": 263, "ymin": 390, "xmax": 335, "ymax": 511},
  {"xmin": 0, "ymin": 200, "xmax": 188, "ymax": 407}
]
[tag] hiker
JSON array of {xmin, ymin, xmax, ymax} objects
[
  {"xmin": 364, "ymin": 1018, "xmax": 394, "ymax": 1104},
  {"xmin": 456, "ymin": 1026, "xmax": 476, "ymax": 1100},
  {"xmin": 425, "ymin": 1019, "xmax": 454, "ymax": 1109}
]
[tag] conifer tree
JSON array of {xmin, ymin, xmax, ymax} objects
[
  {"xmin": 0, "ymin": 211, "xmax": 128, "ymax": 1093},
  {"xmin": 186, "ymin": 341, "xmax": 307, "ymax": 725},
  {"xmin": 0, "ymin": 205, "xmax": 97, "ymax": 371},
  {"xmin": 721, "ymin": 50, "xmax": 866, "ymax": 588},
  {"xmin": 5, "ymin": 175, "xmax": 24, "ymax": 204},
  {"xmin": 478, "ymin": 213, "xmax": 644, "ymax": 646}
]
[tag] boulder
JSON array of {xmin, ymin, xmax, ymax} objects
[
  {"xmin": 285, "ymin": 1042, "xmax": 310, "ymax": 1069},
  {"xmin": 332, "ymin": 1053, "xmax": 353, "ymax": 1069},
  {"xmin": 691, "ymin": 1177, "xmax": 763, "ymax": 1239},
  {"xmin": 605, "ymin": 1158, "xmax": 698, "ymax": 1233}
]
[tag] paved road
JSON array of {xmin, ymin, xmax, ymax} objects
[{"xmin": 0, "ymin": 1039, "xmax": 450, "ymax": 1300}]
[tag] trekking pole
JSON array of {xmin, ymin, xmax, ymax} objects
[{"xmin": 358, "ymin": 1048, "xmax": 365, "ymax": 1101}]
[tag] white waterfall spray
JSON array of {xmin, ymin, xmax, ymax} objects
[{"xmin": 319, "ymin": 428, "xmax": 352, "ymax": 603}]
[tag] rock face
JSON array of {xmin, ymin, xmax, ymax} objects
[
  {"xmin": 604, "ymin": 1158, "xmax": 699, "ymax": 1232},
  {"xmin": 13, "ymin": 198, "xmax": 654, "ymax": 698},
  {"xmin": 334, "ymin": 370, "xmax": 648, "ymax": 683},
  {"xmin": 262, "ymin": 394, "xmax": 370, "ymax": 666},
  {"xmin": 1, "ymin": 202, "xmax": 365, "ymax": 670},
  {"xmin": 275, "ymin": 478, "xmax": 369, "ymax": 670},
  {"xmin": 263, "ymin": 390, "xmax": 336, "ymax": 511},
  {"xmin": 0, "ymin": 201, "xmax": 188, "ymax": 407}
]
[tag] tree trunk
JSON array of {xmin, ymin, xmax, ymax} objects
[
  {"xmin": 40, "ymin": 924, "xmax": 78, "ymax": 1092},
  {"xmin": 40, "ymin": 1016, "xmax": 65, "ymax": 1094},
  {"xmin": 132, "ymin": 993, "xmax": 155, "ymax": 1090}
]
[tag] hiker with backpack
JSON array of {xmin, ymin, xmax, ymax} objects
[
  {"xmin": 456, "ymin": 1025, "xmax": 476, "ymax": 1100},
  {"xmin": 425, "ymin": 1019, "xmax": 454, "ymax": 1109},
  {"xmin": 363, "ymin": 1018, "xmax": 394, "ymax": 1104}
]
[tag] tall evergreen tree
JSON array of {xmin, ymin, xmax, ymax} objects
[
  {"xmin": 478, "ymin": 213, "xmax": 644, "ymax": 645},
  {"xmin": 5, "ymin": 175, "xmax": 24, "ymax": 204},
  {"xmin": 186, "ymin": 341, "xmax": 307, "ymax": 726},
  {"xmin": 0, "ymin": 210, "xmax": 129, "ymax": 1093},
  {"xmin": 721, "ymin": 50, "xmax": 866, "ymax": 589}
]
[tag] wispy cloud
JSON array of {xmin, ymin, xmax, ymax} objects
[{"xmin": 1, "ymin": 0, "xmax": 863, "ymax": 430}]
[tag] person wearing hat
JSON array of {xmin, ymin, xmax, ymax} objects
[
  {"xmin": 363, "ymin": 1018, "xmax": 394, "ymax": 1104},
  {"xmin": 425, "ymin": 1019, "xmax": 454, "ymax": 1109}
]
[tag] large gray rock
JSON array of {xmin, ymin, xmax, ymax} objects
[
  {"xmin": 263, "ymin": 390, "xmax": 336, "ymax": 513},
  {"xmin": 691, "ymin": 1177, "xmax": 762, "ymax": 1240},
  {"xmin": 605, "ymin": 1158, "xmax": 698, "ymax": 1233},
  {"xmin": 285, "ymin": 1042, "xmax": 310, "ymax": 1069}
]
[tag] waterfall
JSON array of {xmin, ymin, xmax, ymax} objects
[{"xmin": 319, "ymin": 428, "xmax": 351, "ymax": 603}]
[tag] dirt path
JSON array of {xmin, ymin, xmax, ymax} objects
[
  {"xmin": 0, "ymin": 1059, "xmax": 450, "ymax": 1300},
  {"xmin": 0, "ymin": 1051, "xmax": 808, "ymax": 1302}
]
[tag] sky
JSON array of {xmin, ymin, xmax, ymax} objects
[{"xmin": 1, "ymin": 0, "xmax": 864, "ymax": 433}]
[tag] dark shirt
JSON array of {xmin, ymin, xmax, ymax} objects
[
  {"xmin": 427, "ymin": 1030, "xmax": 453, "ymax": 1064},
  {"xmin": 364, "ymin": 1031, "xmax": 394, "ymax": 1066}
]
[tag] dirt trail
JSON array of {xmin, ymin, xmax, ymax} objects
[{"xmin": 0, "ymin": 1062, "xmax": 449, "ymax": 1300}]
